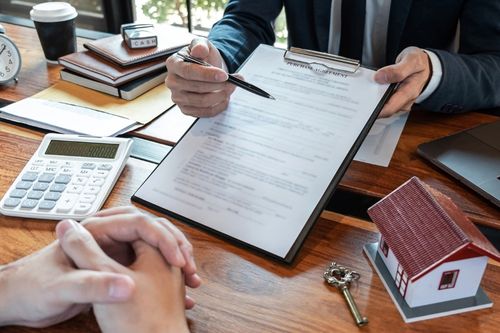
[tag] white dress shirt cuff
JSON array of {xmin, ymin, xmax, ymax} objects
[{"xmin": 415, "ymin": 50, "xmax": 443, "ymax": 103}]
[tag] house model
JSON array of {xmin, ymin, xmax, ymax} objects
[{"xmin": 364, "ymin": 176, "xmax": 500, "ymax": 322}]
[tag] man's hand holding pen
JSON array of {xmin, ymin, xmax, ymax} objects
[{"xmin": 166, "ymin": 37, "xmax": 238, "ymax": 117}]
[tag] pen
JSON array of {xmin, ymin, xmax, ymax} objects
[{"xmin": 177, "ymin": 52, "xmax": 276, "ymax": 100}]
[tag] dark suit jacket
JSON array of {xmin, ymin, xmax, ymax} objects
[{"xmin": 208, "ymin": 0, "xmax": 500, "ymax": 113}]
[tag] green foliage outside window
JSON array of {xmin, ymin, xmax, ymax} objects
[{"xmin": 140, "ymin": 0, "xmax": 288, "ymax": 45}]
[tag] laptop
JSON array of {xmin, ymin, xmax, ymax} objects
[{"xmin": 417, "ymin": 120, "xmax": 500, "ymax": 207}]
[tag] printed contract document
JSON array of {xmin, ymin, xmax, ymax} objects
[{"xmin": 134, "ymin": 45, "xmax": 392, "ymax": 262}]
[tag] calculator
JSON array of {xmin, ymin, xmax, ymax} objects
[{"xmin": 0, "ymin": 134, "xmax": 133, "ymax": 220}]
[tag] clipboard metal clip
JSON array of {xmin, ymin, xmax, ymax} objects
[{"xmin": 284, "ymin": 47, "xmax": 360, "ymax": 74}]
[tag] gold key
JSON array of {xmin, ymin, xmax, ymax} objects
[{"xmin": 323, "ymin": 262, "xmax": 368, "ymax": 327}]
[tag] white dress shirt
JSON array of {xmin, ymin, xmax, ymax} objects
[{"xmin": 327, "ymin": 0, "xmax": 443, "ymax": 103}]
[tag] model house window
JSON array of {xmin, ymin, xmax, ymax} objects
[
  {"xmin": 439, "ymin": 270, "xmax": 459, "ymax": 290},
  {"xmin": 380, "ymin": 239, "xmax": 389, "ymax": 257}
]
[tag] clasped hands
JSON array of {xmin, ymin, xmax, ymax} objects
[
  {"xmin": 0, "ymin": 206, "xmax": 196, "ymax": 333},
  {"xmin": 166, "ymin": 38, "xmax": 431, "ymax": 118}
]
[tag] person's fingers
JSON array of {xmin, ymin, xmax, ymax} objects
[
  {"xmin": 189, "ymin": 37, "xmax": 210, "ymax": 60},
  {"xmin": 91, "ymin": 206, "xmax": 139, "ymax": 217},
  {"xmin": 54, "ymin": 270, "xmax": 135, "ymax": 303},
  {"xmin": 166, "ymin": 74, "xmax": 228, "ymax": 93},
  {"xmin": 379, "ymin": 75, "xmax": 421, "ymax": 117},
  {"xmin": 185, "ymin": 295, "xmax": 195, "ymax": 310},
  {"xmin": 190, "ymin": 37, "xmax": 225, "ymax": 68},
  {"xmin": 374, "ymin": 48, "xmax": 427, "ymax": 84},
  {"xmin": 154, "ymin": 218, "xmax": 202, "ymax": 289},
  {"xmin": 179, "ymin": 99, "xmax": 231, "ymax": 118},
  {"xmin": 83, "ymin": 213, "xmax": 186, "ymax": 268},
  {"xmin": 184, "ymin": 272, "xmax": 203, "ymax": 289},
  {"xmin": 171, "ymin": 88, "xmax": 231, "ymax": 109},
  {"xmin": 175, "ymin": 60, "xmax": 228, "ymax": 82},
  {"xmin": 56, "ymin": 219, "xmax": 123, "ymax": 272}
]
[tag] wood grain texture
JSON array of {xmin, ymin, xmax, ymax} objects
[
  {"xmin": 0, "ymin": 23, "xmax": 88, "ymax": 103},
  {"xmin": 0, "ymin": 125, "xmax": 498, "ymax": 333},
  {"xmin": 1, "ymin": 23, "xmax": 498, "ymax": 229},
  {"xmin": 341, "ymin": 110, "xmax": 500, "ymax": 228}
]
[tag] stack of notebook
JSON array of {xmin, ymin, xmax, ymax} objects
[{"xmin": 58, "ymin": 26, "xmax": 194, "ymax": 100}]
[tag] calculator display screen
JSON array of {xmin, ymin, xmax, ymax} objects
[{"xmin": 45, "ymin": 140, "xmax": 119, "ymax": 159}]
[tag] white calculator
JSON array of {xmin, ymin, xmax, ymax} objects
[{"xmin": 0, "ymin": 134, "xmax": 133, "ymax": 220}]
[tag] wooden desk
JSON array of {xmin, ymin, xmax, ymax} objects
[
  {"xmin": 1, "ymin": 23, "xmax": 499, "ymax": 231},
  {"xmin": 0, "ymin": 122, "xmax": 499, "ymax": 333}
]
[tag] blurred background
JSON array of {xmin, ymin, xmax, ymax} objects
[{"xmin": 0, "ymin": 0, "xmax": 287, "ymax": 46}]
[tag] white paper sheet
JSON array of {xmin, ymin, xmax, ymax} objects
[
  {"xmin": 355, "ymin": 111, "xmax": 409, "ymax": 167},
  {"xmin": 135, "ymin": 45, "xmax": 390, "ymax": 259},
  {"xmin": 0, "ymin": 98, "xmax": 139, "ymax": 137}
]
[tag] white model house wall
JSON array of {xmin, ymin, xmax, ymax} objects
[
  {"xmin": 377, "ymin": 242, "xmax": 399, "ymax": 279},
  {"xmin": 404, "ymin": 256, "xmax": 488, "ymax": 308}
]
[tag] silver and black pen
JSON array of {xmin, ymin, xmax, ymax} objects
[{"xmin": 177, "ymin": 52, "xmax": 275, "ymax": 100}]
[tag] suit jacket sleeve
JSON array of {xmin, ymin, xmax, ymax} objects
[
  {"xmin": 208, "ymin": 0, "xmax": 283, "ymax": 73},
  {"xmin": 421, "ymin": 0, "xmax": 500, "ymax": 113}
]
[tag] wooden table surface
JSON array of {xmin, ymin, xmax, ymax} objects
[
  {"xmin": 0, "ymin": 123, "xmax": 499, "ymax": 333},
  {"xmin": 1, "ymin": 22, "xmax": 497, "ymax": 230}
]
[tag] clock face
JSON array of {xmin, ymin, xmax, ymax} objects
[{"xmin": 0, "ymin": 35, "xmax": 21, "ymax": 83}]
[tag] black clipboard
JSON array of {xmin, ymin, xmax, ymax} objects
[{"xmin": 132, "ymin": 45, "xmax": 396, "ymax": 264}]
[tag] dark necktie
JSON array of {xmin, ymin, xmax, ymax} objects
[{"xmin": 339, "ymin": 0, "xmax": 366, "ymax": 61}]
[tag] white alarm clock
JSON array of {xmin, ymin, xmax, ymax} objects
[{"xmin": 0, "ymin": 24, "xmax": 22, "ymax": 84}]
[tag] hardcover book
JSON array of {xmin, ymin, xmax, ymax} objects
[
  {"xmin": 60, "ymin": 68, "xmax": 167, "ymax": 100},
  {"xmin": 58, "ymin": 51, "xmax": 166, "ymax": 86},
  {"xmin": 84, "ymin": 26, "xmax": 195, "ymax": 66}
]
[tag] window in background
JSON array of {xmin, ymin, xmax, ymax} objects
[
  {"xmin": 0, "ymin": 0, "xmax": 106, "ymax": 30},
  {"xmin": 0, "ymin": 0, "xmax": 133, "ymax": 33},
  {"xmin": 135, "ymin": 0, "xmax": 288, "ymax": 47}
]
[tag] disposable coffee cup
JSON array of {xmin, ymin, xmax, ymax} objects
[{"xmin": 30, "ymin": 2, "xmax": 78, "ymax": 63}]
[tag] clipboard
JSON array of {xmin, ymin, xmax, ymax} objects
[
  {"xmin": 284, "ymin": 47, "xmax": 360, "ymax": 74},
  {"xmin": 132, "ymin": 45, "xmax": 396, "ymax": 264}
]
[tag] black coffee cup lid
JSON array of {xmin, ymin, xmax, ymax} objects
[{"xmin": 30, "ymin": 2, "xmax": 77, "ymax": 23}]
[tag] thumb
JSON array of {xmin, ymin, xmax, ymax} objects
[
  {"xmin": 190, "ymin": 37, "xmax": 210, "ymax": 60},
  {"xmin": 190, "ymin": 37, "xmax": 225, "ymax": 70},
  {"xmin": 55, "ymin": 270, "xmax": 135, "ymax": 303},
  {"xmin": 56, "ymin": 219, "xmax": 123, "ymax": 273}
]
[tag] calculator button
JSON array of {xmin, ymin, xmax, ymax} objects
[
  {"xmin": 3, "ymin": 198, "xmax": 21, "ymax": 208},
  {"xmin": 97, "ymin": 164, "xmax": 113, "ymax": 171},
  {"xmin": 79, "ymin": 194, "xmax": 96, "ymax": 203},
  {"xmin": 83, "ymin": 186, "xmax": 100, "ymax": 195},
  {"xmin": 38, "ymin": 173, "xmax": 56, "ymax": 183},
  {"xmin": 21, "ymin": 199, "xmax": 39, "ymax": 209},
  {"xmin": 27, "ymin": 190, "xmax": 44, "ymax": 200},
  {"xmin": 55, "ymin": 175, "xmax": 72, "ymax": 184},
  {"xmin": 27, "ymin": 165, "xmax": 44, "ymax": 173},
  {"xmin": 67, "ymin": 185, "xmax": 83, "ymax": 194},
  {"xmin": 76, "ymin": 169, "xmax": 92, "ymax": 177},
  {"xmin": 16, "ymin": 181, "xmax": 33, "ymax": 190},
  {"xmin": 32, "ymin": 159, "xmax": 45, "ymax": 166},
  {"xmin": 9, "ymin": 189, "xmax": 27, "ymax": 198},
  {"xmin": 81, "ymin": 163, "xmax": 97, "ymax": 170},
  {"xmin": 44, "ymin": 166, "xmax": 58, "ymax": 173},
  {"xmin": 72, "ymin": 177, "xmax": 88, "ymax": 186},
  {"xmin": 38, "ymin": 200, "xmax": 56, "ymax": 211},
  {"xmin": 88, "ymin": 178, "xmax": 105, "ymax": 187},
  {"xmin": 59, "ymin": 168, "xmax": 74, "ymax": 175},
  {"xmin": 93, "ymin": 171, "xmax": 109, "ymax": 178},
  {"xmin": 47, "ymin": 160, "xmax": 59, "ymax": 166},
  {"xmin": 21, "ymin": 172, "xmax": 39, "ymax": 182},
  {"xmin": 45, "ymin": 192, "xmax": 62, "ymax": 201},
  {"xmin": 33, "ymin": 182, "xmax": 49, "ymax": 191},
  {"xmin": 60, "ymin": 161, "xmax": 74, "ymax": 168},
  {"xmin": 50, "ymin": 184, "xmax": 66, "ymax": 192},
  {"xmin": 56, "ymin": 194, "xmax": 78, "ymax": 213},
  {"xmin": 74, "ymin": 203, "xmax": 92, "ymax": 214}
]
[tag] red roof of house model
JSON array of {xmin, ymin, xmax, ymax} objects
[{"xmin": 368, "ymin": 177, "xmax": 500, "ymax": 281}]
